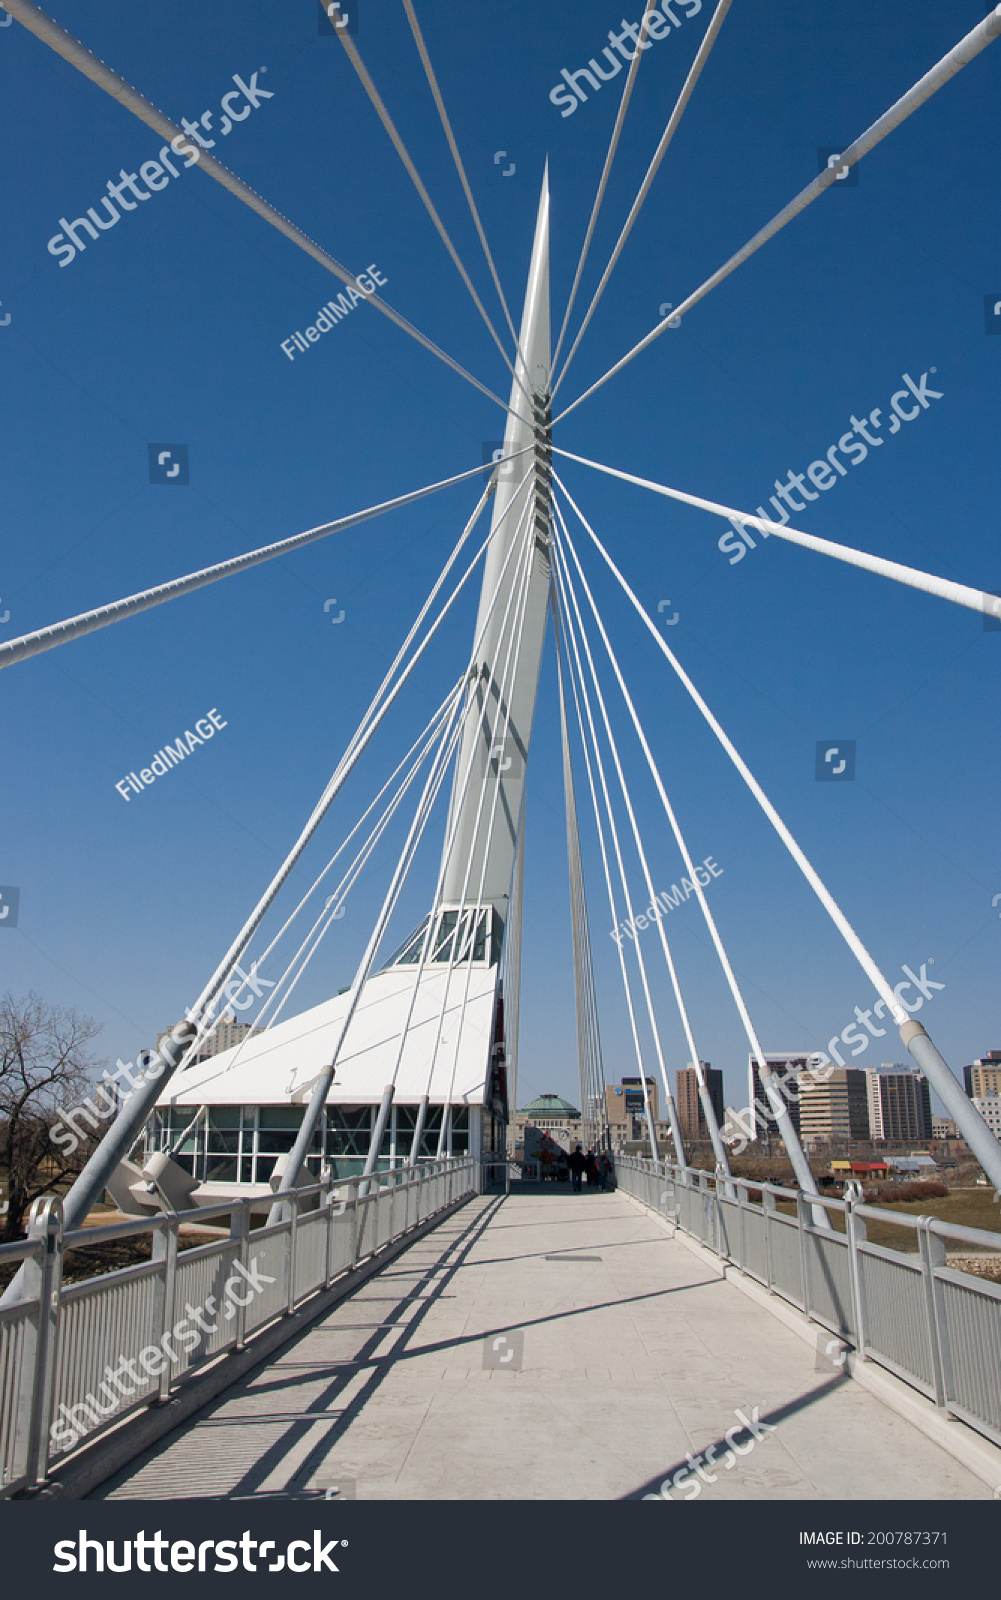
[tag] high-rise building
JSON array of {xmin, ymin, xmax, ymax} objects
[
  {"xmin": 676, "ymin": 1064, "xmax": 725, "ymax": 1142},
  {"xmin": 964, "ymin": 1052, "xmax": 1001, "ymax": 1099},
  {"xmin": 156, "ymin": 1013, "xmax": 253, "ymax": 1065},
  {"xmin": 604, "ymin": 1079, "xmax": 674, "ymax": 1148},
  {"xmin": 797, "ymin": 1068, "xmax": 870, "ymax": 1146},
  {"xmin": 972, "ymin": 1095, "xmax": 1001, "ymax": 1138},
  {"xmin": 865, "ymin": 1065, "xmax": 933, "ymax": 1141},
  {"xmin": 747, "ymin": 1054, "xmax": 820, "ymax": 1143}
]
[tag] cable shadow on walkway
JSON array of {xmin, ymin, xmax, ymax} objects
[
  {"xmin": 238, "ymin": 1196, "xmax": 511, "ymax": 1499},
  {"xmin": 622, "ymin": 1373, "xmax": 852, "ymax": 1500},
  {"xmin": 237, "ymin": 1260, "xmax": 727, "ymax": 1407},
  {"xmin": 90, "ymin": 1195, "xmax": 503, "ymax": 1500},
  {"xmin": 192, "ymin": 1199, "xmax": 727, "ymax": 1496}
]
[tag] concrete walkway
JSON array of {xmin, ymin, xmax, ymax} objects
[{"xmin": 95, "ymin": 1190, "xmax": 992, "ymax": 1501}]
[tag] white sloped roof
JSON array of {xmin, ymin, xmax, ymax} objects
[{"xmin": 157, "ymin": 964, "xmax": 499, "ymax": 1109}]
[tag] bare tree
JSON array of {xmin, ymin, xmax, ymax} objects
[{"xmin": 0, "ymin": 991, "xmax": 104, "ymax": 1241}]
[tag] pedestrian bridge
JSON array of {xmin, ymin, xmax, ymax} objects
[{"xmin": 4, "ymin": 1159, "xmax": 999, "ymax": 1502}]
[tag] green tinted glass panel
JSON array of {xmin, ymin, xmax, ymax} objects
[{"xmin": 258, "ymin": 1107, "xmax": 305, "ymax": 1130}]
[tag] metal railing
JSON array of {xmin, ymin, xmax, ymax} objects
[
  {"xmin": 618, "ymin": 1155, "xmax": 1001, "ymax": 1449},
  {"xmin": 0, "ymin": 1156, "xmax": 474, "ymax": 1497}
]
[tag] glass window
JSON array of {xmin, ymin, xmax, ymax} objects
[
  {"xmin": 386, "ymin": 915, "xmax": 431, "ymax": 967},
  {"xmin": 256, "ymin": 1107, "xmax": 315, "ymax": 1183},
  {"xmin": 209, "ymin": 1106, "xmax": 240, "ymax": 1128},
  {"xmin": 386, "ymin": 907, "xmax": 503, "ymax": 969},
  {"xmin": 258, "ymin": 1107, "xmax": 305, "ymax": 1130},
  {"xmin": 395, "ymin": 1103, "xmax": 417, "ymax": 1159},
  {"xmin": 418, "ymin": 1105, "xmax": 443, "ymax": 1159},
  {"xmin": 164, "ymin": 1109, "xmax": 206, "ymax": 1177},
  {"xmin": 430, "ymin": 910, "xmax": 490, "ymax": 965},
  {"xmin": 450, "ymin": 1105, "xmax": 469, "ymax": 1155},
  {"xmin": 204, "ymin": 1107, "xmax": 241, "ymax": 1183},
  {"xmin": 325, "ymin": 1105, "xmax": 371, "ymax": 1156}
]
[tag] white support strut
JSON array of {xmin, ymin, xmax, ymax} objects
[
  {"xmin": 0, "ymin": 455, "xmax": 531, "ymax": 671},
  {"xmin": 553, "ymin": 448, "xmax": 1001, "ymax": 624}
]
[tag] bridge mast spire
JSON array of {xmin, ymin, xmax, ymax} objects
[{"xmin": 440, "ymin": 166, "xmax": 553, "ymax": 923}]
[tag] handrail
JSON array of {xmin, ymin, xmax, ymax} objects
[
  {"xmin": 618, "ymin": 1153, "xmax": 1001, "ymax": 1449},
  {"xmin": 0, "ymin": 1237, "xmax": 45, "ymax": 1267},
  {"xmin": 2, "ymin": 1158, "xmax": 464, "ymax": 1257},
  {"xmin": 645, "ymin": 1155, "xmax": 1001, "ymax": 1251},
  {"xmin": 0, "ymin": 1155, "xmax": 476, "ymax": 1497}
]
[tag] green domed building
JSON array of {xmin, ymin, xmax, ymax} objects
[{"xmin": 510, "ymin": 1093, "xmax": 581, "ymax": 1159}]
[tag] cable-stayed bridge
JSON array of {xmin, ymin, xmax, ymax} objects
[{"xmin": 1, "ymin": 0, "xmax": 1001, "ymax": 1503}]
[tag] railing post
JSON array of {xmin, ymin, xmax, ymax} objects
[
  {"xmin": 231, "ymin": 1202, "xmax": 251, "ymax": 1349},
  {"xmin": 763, "ymin": 1185, "xmax": 776, "ymax": 1293},
  {"xmin": 796, "ymin": 1192, "xmax": 810, "ymax": 1317},
  {"xmin": 846, "ymin": 1196, "xmax": 868, "ymax": 1356},
  {"xmin": 152, "ymin": 1214, "xmax": 179, "ymax": 1401},
  {"xmin": 326, "ymin": 1184, "xmax": 341, "ymax": 1288},
  {"xmin": 917, "ymin": 1217, "xmax": 950, "ymax": 1408},
  {"xmin": 351, "ymin": 1180, "xmax": 364, "ymax": 1266},
  {"xmin": 698, "ymin": 1169, "xmax": 710, "ymax": 1248},
  {"xmin": 286, "ymin": 1191, "xmax": 299, "ymax": 1315},
  {"xmin": 24, "ymin": 1197, "xmax": 64, "ymax": 1489},
  {"xmin": 737, "ymin": 1179, "xmax": 746, "ymax": 1272}
]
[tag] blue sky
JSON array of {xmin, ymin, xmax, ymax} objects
[{"xmin": 1, "ymin": 0, "xmax": 999, "ymax": 1118}]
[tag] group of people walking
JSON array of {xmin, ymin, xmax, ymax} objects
[{"xmin": 567, "ymin": 1145, "xmax": 613, "ymax": 1192}]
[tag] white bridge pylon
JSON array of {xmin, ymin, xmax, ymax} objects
[
  {"xmin": 442, "ymin": 169, "xmax": 553, "ymax": 916},
  {"xmin": 164, "ymin": 177, "xmax": 559, "ymax": 1209}
]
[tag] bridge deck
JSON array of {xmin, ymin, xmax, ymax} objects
[{"xmin": 95, "ymin": 1190, "xmax": 990, "ymax": 1501}]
